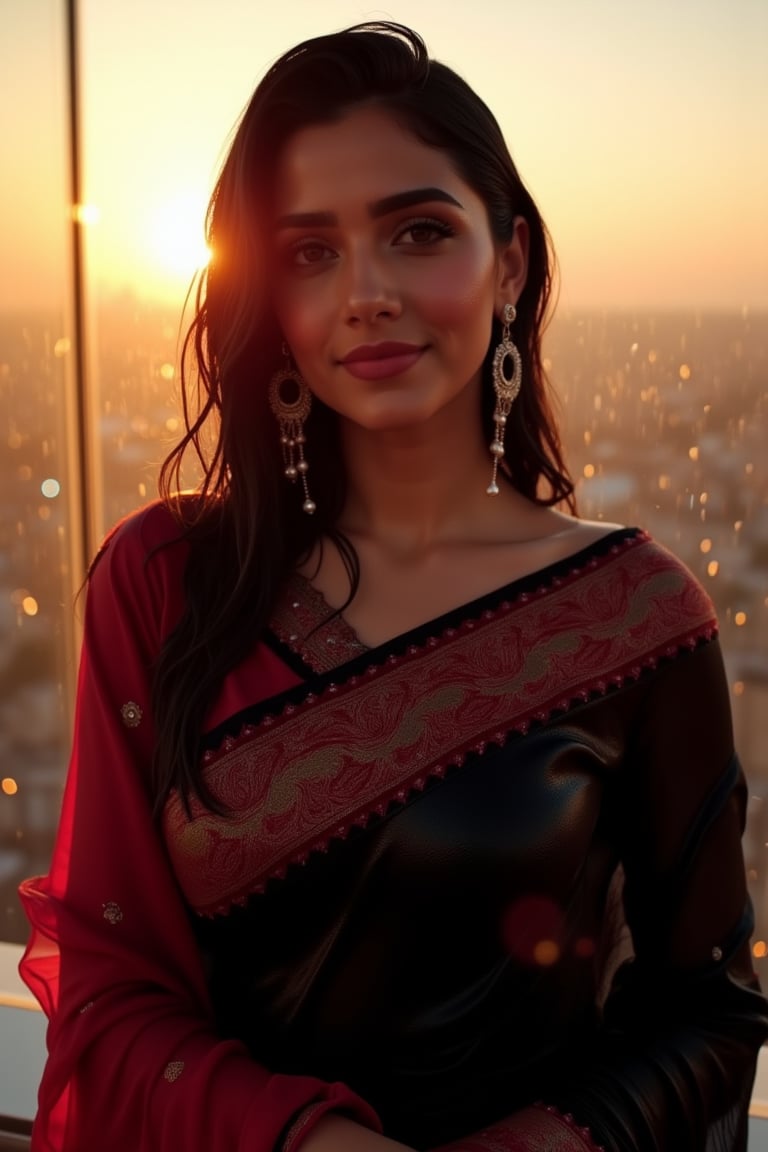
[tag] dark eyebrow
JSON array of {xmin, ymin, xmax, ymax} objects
[
  {"xmin": 275, "ymin": 210, "xmax": 337, "ymax": 231},
  {"xmin": 369, "ymin": 187, "xmax": 465, "ymax": 218},
  {"xmin": 275, "ymin": 187, "xmax": 464, "ymax": 231}
]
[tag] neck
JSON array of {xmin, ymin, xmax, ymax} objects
[{"xmin": 338, "ymin": 393, "xmax": 497, "ymax": 557}]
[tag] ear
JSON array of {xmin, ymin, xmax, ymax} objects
[{"xmin": 494, "ymin": 215, "xmax": 529, "ymax": 315}]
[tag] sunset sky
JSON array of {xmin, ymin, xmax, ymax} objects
[{"xmin": 3, "ymin": 0, "xmax": 767, "ymax": 311}]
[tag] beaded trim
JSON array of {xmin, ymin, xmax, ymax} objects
[
  {"xmin": 164, "ymin": 532, "xmax": 718, "ymax": 916},
  {"xmin": 533, "ymin": 1104, "xmax": 605, "ymax": 1151}
]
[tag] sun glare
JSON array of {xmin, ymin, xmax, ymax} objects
[{"xmin": 148, "ymin": 194, "xmax": 211, "ymax": 281}]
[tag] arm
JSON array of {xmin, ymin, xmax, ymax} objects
[
  {"xmin": 430, "ymin": 633, "xmax": 767, "ymax": 1152},
  {"xmin": 18, "ymin": 508, "xmax": 386, "ymax": 1152},
  {"xmin": 547, "ymin": 635, "xmax": 768, "ymax": 1150},
  {"xmin": 300, "ymin": 1117, "xmax": 419, "ymax": 1152}
]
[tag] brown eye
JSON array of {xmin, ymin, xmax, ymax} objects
[
  {"xmin": 394, "ymin": 217, "xmax": 455, "ymax": 246},
  {"xmin": 293, "ymin": 241, "xmax": 333, "ymax": 265}
]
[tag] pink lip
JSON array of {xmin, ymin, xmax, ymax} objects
[{"xmin": 340, "ymin": 342, "xmax": 426, "ymax": 381}]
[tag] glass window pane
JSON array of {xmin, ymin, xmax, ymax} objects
[
  {"xmin": 544, "ymin": 311, "xmax": 768, "ymax": 980},
  {"xmin": 5, "ymin": 3, "xmax": 766, "ymax": 995},
  {"xmin": 0, "ymin": 2, "xmax": 76, "ymax": 944}
]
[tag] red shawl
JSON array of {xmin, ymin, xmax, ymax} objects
[{"xmin": 18, "ymin": 506, "xmax": 381, "ymax": 1152}]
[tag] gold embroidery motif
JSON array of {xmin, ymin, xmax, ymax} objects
[
  {"xmin": 102, "ymin": 901, "xmax": 123, "ymax": 924},
  {"xmin": 163, "ymin": 1060, "xmax": 185, "ymax": 1082},
  {"xmin": 121, "ymin": 701, "xmax": 143, "ymax": 727},
  {"xmin": 164, "ymin": 537, "xmax": 717, "ymax": 915},
  {"xmin": 79, "ymin": 1000, "xmax": 94, "ymax": 1014}
]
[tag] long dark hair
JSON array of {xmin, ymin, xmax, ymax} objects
[{"xmin": 152, "ymin": 21, "xmax": 575, "ymax": 814}]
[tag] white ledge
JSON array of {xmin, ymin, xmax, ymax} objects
[
  {"xmin": 0, "ymin": 943, "xmax": 46, "ymax": 1121},
  {"xmin": 0, "ymin": 942, "xmax": 40, "ymax": 1012}
]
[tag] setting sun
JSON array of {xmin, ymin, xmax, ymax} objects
[
  {"xmin": 7, "ymin": 1, "xmax": 765, "ymax": 311},
  {"xmin": 148, "ymin": 193, "xmax": 210, "ymax": 281}
]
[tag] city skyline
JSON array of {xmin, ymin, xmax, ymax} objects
[{"xmin": 1, "ymin": 303, "xmax": 767, "ymax": 954}]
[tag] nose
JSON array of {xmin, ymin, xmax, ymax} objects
[{"xmin": 341, "ymin": 242, "xmax": 402, "ymax": 325}]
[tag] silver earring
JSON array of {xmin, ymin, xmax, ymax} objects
[
  {"xmin": 487, "ymin": 302, "xmax": 522, "ymax": 496},
  {"xmin": 268, "ymin": 345, "xmax": 316, "ymax": 515}
]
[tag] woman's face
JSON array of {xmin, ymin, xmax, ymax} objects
[{"xmin": 271, "ymin": 105, "xmax": 527, "ymax": 433}]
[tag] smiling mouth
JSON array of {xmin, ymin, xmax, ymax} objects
[{"xmin": 340, "ymin": 343, "xmax": 426, "ymax": 381}]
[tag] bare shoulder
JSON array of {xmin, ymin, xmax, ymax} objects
[
  {"xmin": 531, "ymin": 510, "xmax": 626, "ymax": 560},
  {"xmin": 547, "ymin": 511, "xmax": 624, "ymax": 540}
]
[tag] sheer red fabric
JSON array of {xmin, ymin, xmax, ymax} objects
[{"xmin": 18, "ymin": 507, "xmax": 380, "ymax": 1152}]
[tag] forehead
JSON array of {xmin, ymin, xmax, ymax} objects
[{"xmin": 273, "ymin": 105, "xmax": 476, "ymax": 215}]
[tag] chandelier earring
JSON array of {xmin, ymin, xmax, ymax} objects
[
  {"xmin": 487, "ymin": 302, "xmax": 522, "ymax": 496},
  {"xmin": 268, "ymin": 344, "xmax": 316, "ymax": 515}
]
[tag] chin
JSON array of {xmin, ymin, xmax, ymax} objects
[
  {"xmin": 349, "ymin": 391, "xmax": 455, "ymax": 433},
  {"xmin": 355, "ymin": 406, "xmax": 439, "ymax": 433}
]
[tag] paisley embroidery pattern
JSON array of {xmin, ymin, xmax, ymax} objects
[
  {"xmin": 163, "ymin": 534, "xmax": 717, "ymax": 916},
  {"xmin": 270, "ymin": 571, "xmax": 367, "ymax": 672}
]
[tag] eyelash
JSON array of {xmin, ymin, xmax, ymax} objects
[
  {"xmin": 285, "ymin": 215, "xmax": 456, "ymax": 267},
  {"xmin": 288, "ymin": 240, "xmax": 333, "ymax": 266},
  {"xmin": 393, "ymin": 216, "xmax": 456, "ymax": 245}
]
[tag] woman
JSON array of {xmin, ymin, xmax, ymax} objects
[{"xmin": 19, "ymin": 21, "xmax": 767, "ymax": 1152}]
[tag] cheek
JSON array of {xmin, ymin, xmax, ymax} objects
[
  {"xmin": 274, "ymin": 283, "xmax": 333, "ymax": 355},
  {"xmin": 421, "ymin": 259, "xmax": 497, "ymax": 377},
  {"xmin": 416, "ymin": 246, "xmax": 497, "ymax": 332}
]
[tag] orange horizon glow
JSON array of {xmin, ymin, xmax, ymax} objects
[{"xmin": 3, "ymin": 0, "xmax": 767, "ymax": 312}]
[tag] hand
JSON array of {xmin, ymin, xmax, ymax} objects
[{"xmin": 300, "ymin": 1115, "xmax": 417, "ymax": 1152}]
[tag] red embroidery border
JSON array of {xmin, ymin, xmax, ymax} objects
[{"xmin": 163, "ymin": 534, "xmax": 717, "ymax": 915}]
